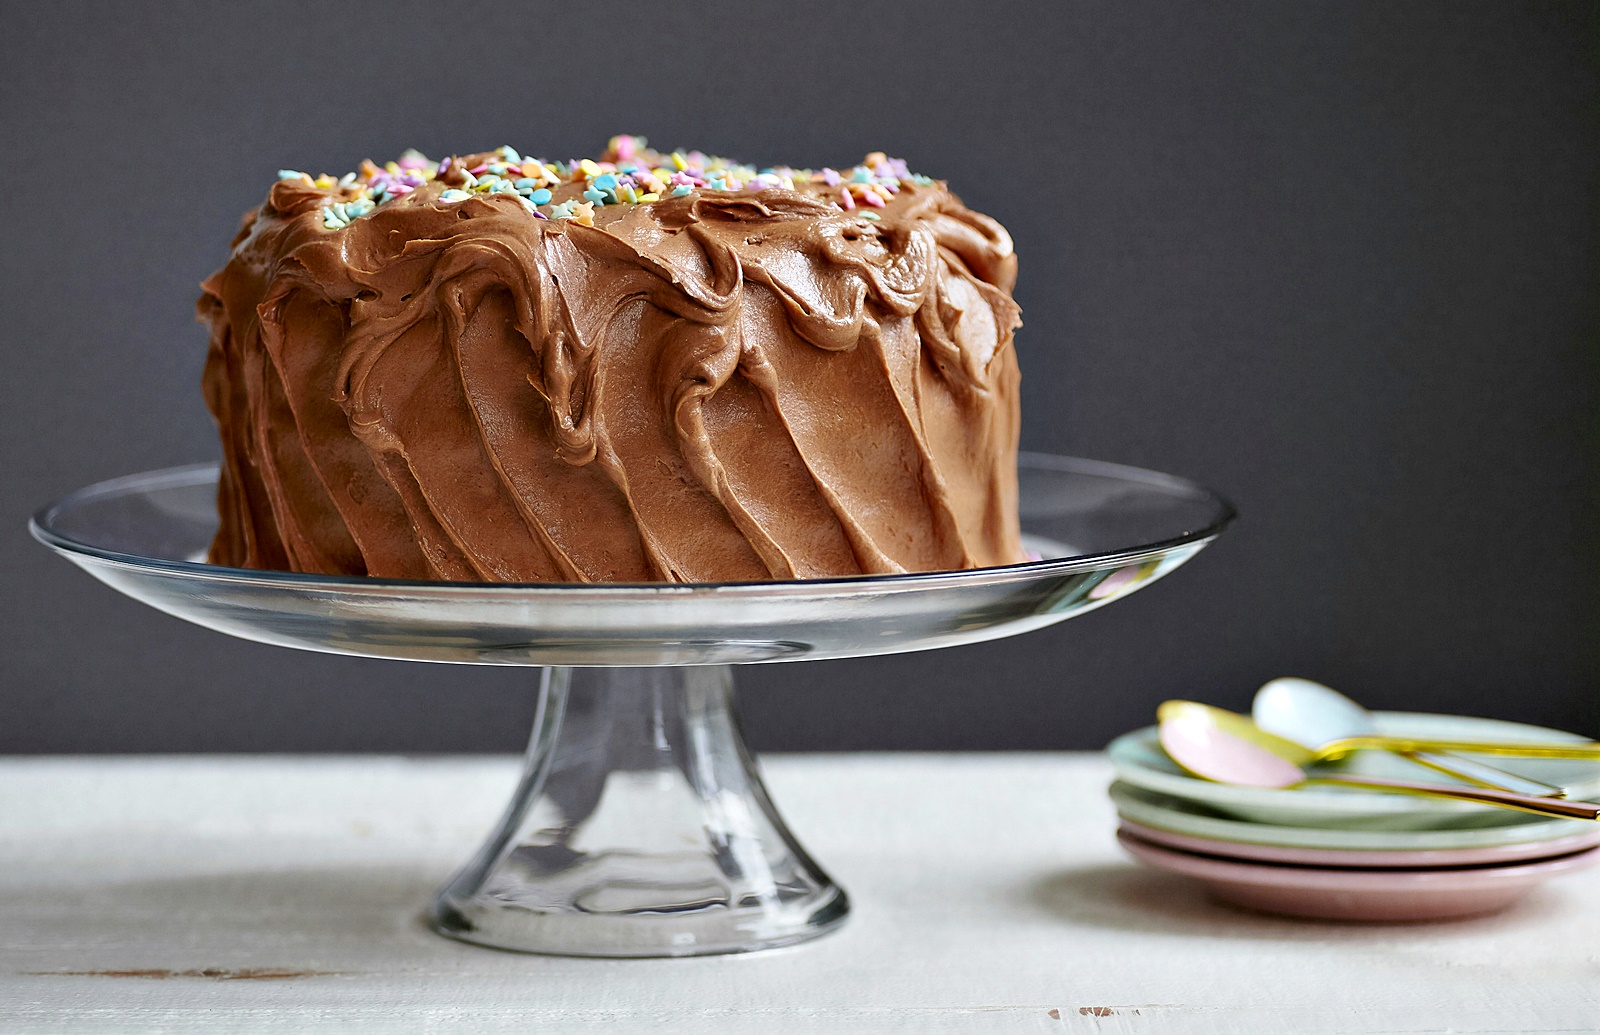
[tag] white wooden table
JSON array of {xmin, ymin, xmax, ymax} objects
[{"xmin": 2, "ymin": 754, "xmax": 1595, "ymax": 1033}]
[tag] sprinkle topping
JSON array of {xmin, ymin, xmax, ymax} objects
[{"xmin": 272, "ymin": 136, "xmax": 938, "ymax": 231}]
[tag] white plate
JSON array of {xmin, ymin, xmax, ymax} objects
[
  {"xmin": 1107, "ymin": 711, "xmax": 1600, "ymax": 825},
  {"xmin": 1110, "ymin": 781, "xmax": 1599, "ymax": 851}
]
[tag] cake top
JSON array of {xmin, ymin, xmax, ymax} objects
[{"xmin": 274, "ymin": 135, "xmax": 938, "ymax": 230}]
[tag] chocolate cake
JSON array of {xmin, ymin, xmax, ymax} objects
[{"xmin": 200, "ymin": 137, "xmax": 1025, "ymax": 582}]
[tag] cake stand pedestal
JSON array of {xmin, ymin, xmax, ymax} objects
[
  {"xmin": 32, "ymin": 453, "xmax": 1233, "ymax": 957},
  {"xmin": 432, "ymin": 664, "xmax": 845, "ymax": 955}
]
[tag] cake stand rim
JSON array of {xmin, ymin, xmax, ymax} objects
[{"xmin": 30, "ymin": 451, "xmax": 1237, "ymax": 598}]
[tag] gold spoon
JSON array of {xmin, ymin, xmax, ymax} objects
[
  {"xmin": 1157, "ymin": 711, "xmax": 1600, "ymax": 821},
  {"xmin": 1158, "ymin": 700, "xmax": 1600, "ymax": 761},
  {"xmin": 1251, "ymin": 677, "xmax": 1563, "ymax": 797}
]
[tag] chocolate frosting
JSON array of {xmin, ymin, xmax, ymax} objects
[{"xmin": 200, "ymin": 148, "xmax": 1025, "ymax": 582}]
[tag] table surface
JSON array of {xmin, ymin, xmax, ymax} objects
[{"xmin": 3, "ymin": 753, "xmax": 1596, "ymax": 1034}]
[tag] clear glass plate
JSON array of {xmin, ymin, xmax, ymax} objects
[
  {"xmin": 30, "ymin": 452, "xmax": 1235, "ymax": 666},
  {"xmin": 31, "ymin": 452, "xmax": 1234, "ymax": 958}
]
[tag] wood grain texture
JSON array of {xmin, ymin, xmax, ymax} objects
[{"xmin": 1, "ymin": 754, "xmax": 1595, "ymax": 1033}]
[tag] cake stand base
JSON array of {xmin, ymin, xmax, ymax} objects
[{"xmin": 429, "ymin": 666, "xmax": 847, "ymax": 957}]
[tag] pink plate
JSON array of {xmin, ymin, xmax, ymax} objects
[
  {"xmin": 1117, "ymin": 828, "xmax": 1600, "ymax": 921},
  {"xmin": 1119, "ymin": 818, "xmax": 1600, "ymax": 869}
]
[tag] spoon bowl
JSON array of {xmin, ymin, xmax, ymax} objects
[
  {"xmin": 1253, "ymin": 677, "xmax": 1373, "ymax": 746},
  {"xmin": 1156, "ymin": 699, "xmax": 1315, "ymax": 765},
  {"xmin": 1158, "ymin": 711, "xmax": 1305, "ymax": 788}
]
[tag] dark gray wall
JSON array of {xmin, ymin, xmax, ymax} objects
[{"xmin": 2, "ymin": 1, "xmax": 1595, "ymax": 752}]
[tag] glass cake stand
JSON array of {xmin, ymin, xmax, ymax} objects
[{"xmin": 31, "ymin": 453, "xmax": 1234, "ymax": 957}]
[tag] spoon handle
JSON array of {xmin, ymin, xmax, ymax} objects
[
  {"xmin": 1307, "ymin": 774, "xmax": 1600, "ymax": 820},
  {"xmin": 1324, "ymin": 736, "xmax": 1600, "ymax": 760},
  {"xmin": 1402, "ymin": 751, "xmax": 1566, "ymax": 798}
]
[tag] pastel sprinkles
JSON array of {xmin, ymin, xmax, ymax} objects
[{"xmin": 274, "ymin": 135, "xmax": 937, "ymax": 231}]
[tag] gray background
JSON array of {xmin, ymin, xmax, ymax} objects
[{"xmin": 2, "ymin": 1, "xmax": 1595, "ymax": 753}]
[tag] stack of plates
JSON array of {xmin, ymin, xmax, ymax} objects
[{"xmin": 1108, "ymin": 711, "xmax": 1600, "ymax": 920}]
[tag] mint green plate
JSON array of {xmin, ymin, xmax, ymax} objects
[
  {"xmin": 1109, "ymin": 781, "xmax": 1600, "ymax": 850},
  {"xmin": 1107, "ymin": 711, "xmax": 1600, "ymax": 827}
]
